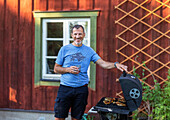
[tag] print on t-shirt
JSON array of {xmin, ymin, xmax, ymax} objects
[{"xmin": 70, "ymin": 52, "xmax": 85, "ymax": 62}]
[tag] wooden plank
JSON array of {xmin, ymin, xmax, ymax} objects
[
  {"xmin": 8, "ymin": 0, "xmax": 19, "ymax": 109},
  {"xmin": 32, "ymin": 0, "xmax": 35, "ymax": 110},
  {"xmin": 145, "ymin": 0, "xmax": 152, "ymax": 82},
  {"xmin": 33, "ymin": 0, "xmax": 48, "ymax": 111},
  {"xmin": 114, "ymin": 0, "xmax": 121, "ymax": 98},
  {"xmin": 129, "ymin": 0, "xmax": 140, "ymax": 71},
  {"xmin": 46, "ymin": 87, "xmax": 55, "ymax": 110},
  {"xmin": 144, "ymin": 0, "xmax": 160, "ymax": 85},
  {"xmin": 159, "ymin": 0, "xmax": 170, "ymax": 81},
  {"xmin": 4, "ymin": 0, "xmax": 19, "ymax": 108},
  {"xmin": 0, "ymin": 0, "xmax": 5, "ymax": 107},
  {"xmin": 18, "ymin": 0, "xmax": 33, "ymax": 109},
  {"xmin": 107, "ymin": 0, "xmax": 117, "ymax": 97},
  {"xmin": 101, "ymin": 0, "xmax": 109, "ymax": 98},
  {"xmin": 48, "ymin": 0, "xmax": 62, "ymax": 11},
  {"xmin": 151, "ymin": 0, "xmax": 161, "ymax": 83},
  {"xmin": 115, "ymin": 0, "xmax": 127, "ymax": 97},
  {"xmin": 39, "ymin": 87, "xmax": 46, "ymax": 110},
  {"xmin": 94, "ymin": 0, "xmax": 104, "ymax": 104},
  {"xmin": 79, "ymin": 0, "xmax": 93, "ymax": 10},
  {"xmin": 34, "ymin": 0, "xmax": 47, "ymax": 11},
  {"xmin": 4, "ymin": 0, "xmax": 11, "ymax": 108},
  {"xmin": 32, "ymin": 87, "xmax": 41, "ymax": 110},
  {"xmin": 17, "ymin": 0, "xmax": 25, "ymax": 109},
  {"xmin": 94, "ymin": 0, "xmax": 111, "ymax": 106},
  {"xmin": 141, "ymin": 0, "xmax": 153, "ymax": 86},
  {"xmin": 33, "ymin": 86, "xmax": 48, "ymax": 110},
  {"xmin": 63, "ymin": 0, "xmax": 78, "ymax": 10}
]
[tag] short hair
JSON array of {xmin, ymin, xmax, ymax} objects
[{"xmin": 71, "ymin": 25, "xmax": 85, "ymax": 33}]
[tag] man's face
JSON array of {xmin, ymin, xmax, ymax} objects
[{"xmin": 71, "ymin": 27, "xmax": 85, "ymax": 46}]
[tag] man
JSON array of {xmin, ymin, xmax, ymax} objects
[{"xmin": 54, "ymin": 25, "xmax": 128, "ymax": 120}]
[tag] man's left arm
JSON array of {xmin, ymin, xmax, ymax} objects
[{"xmin": 96, "ymin": 59, "xmax": 128, "ymax": 72}]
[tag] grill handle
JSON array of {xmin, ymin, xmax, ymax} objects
[{"xmin": 123, "ymin": 71, "xmax": 127, "ymax": 77}]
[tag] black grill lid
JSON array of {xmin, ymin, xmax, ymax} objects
[{"xmin": 119, "ymin": 71, "xmax": 142, "ymax": 111}]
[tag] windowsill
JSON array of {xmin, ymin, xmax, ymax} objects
[{"xmin": 40, "ymin": 79, "xmax": 60, "ymax": 82}]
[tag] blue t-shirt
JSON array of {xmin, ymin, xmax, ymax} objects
[{"xmin": 56, "ymin": 44, "xmax": 101, "ymax": 87}]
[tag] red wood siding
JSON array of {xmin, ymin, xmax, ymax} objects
[
  {"xmin": 0, "ymin": 0, "xmax": 169, "ymax": 113},
  {"xmin": 0, "ymin": 0, "xmax": 5, "ymax": 107}
]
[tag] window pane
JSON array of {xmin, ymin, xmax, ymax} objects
[
  {"xmin": 69, "ymin": 21, "xmax": 88, "ymax": 38},
  {"xmin": 46, "ymin": 59, "xmax": 56, "ymax": 74},
  {"xmin": 47, "ymin": 22, "xmax": 63, "ymax": 38},
  {"xmin": 47, "ymin": 41, "xmax": 63, "ymax": 56},
  {"xmin": 70, "ymin": 40, "xmax": 74, "ymax": 43}
]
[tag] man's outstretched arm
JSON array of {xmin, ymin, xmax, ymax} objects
[{"xmin": 96, "ymin": 59, "xmax": 128, "ymax": 72}]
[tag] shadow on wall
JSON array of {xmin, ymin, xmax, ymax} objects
[{"xmin": 0, "ymin": 0, "xmax": 33, "ymax": 109}]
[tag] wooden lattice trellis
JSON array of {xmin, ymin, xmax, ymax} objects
[{"xmin": 115, "ymin": 0, "xmax": 170, "ymax": 115}]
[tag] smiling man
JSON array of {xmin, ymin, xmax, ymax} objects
[
  {"xmin": 53, "ymin": 25, "xmax": 128, "ymax": 120},
  {"xmin": 72, "ymin": 26, "xmax": 84, "ymax": 46}
]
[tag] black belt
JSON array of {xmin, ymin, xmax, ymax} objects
[
  {"xmin": 83, "ymin": 84, "xmax": 88, "ymax": 87},
  {"xmin": 60, "ymin": 84, "xmax": 88, "ymax": 88}
]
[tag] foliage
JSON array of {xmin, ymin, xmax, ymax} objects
[
  {"xmin": 132, "ymin": 63, "xmax": 170, "ymax": 120},
  {"xmin": 86, "ymin": 115, "xmax": 95, "ymax": 120},
  {"xmin": 153, "ymin": 71, "xmax": 170, "ymax": 120},
  {"xmin": 82, "ymin": 114, "xmax": 95, "ymax": 120}
]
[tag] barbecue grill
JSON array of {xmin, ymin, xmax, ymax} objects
[{"xmin": 88, "ymin": 71, "xmax": 142, "ymax": 120}]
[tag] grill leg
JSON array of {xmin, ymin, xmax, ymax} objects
[
  {"xmin": 97, "ymin": 111, "xmax": 131, "ymax": 120},
  {"xmin": 98, "ymin": 111, "xmax": 109, "ymax": 120}
]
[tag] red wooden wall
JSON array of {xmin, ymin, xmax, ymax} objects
[{"xmin": 0, "ymin": 0, "xmax": 169, "ymax": 113}]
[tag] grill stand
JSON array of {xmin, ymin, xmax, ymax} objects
[{"xmin": 87, "ymin": 107, "xmax": 132, "ymax": 120}]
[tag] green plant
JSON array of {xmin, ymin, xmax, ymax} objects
[
  {"xmin": 132, "ymin": 62, "xmax": 170, "ymax": 120},
  {"xmin": 81, "ymin": 114, "xmax": 95, "ymax": 120},
  {"xmin": 86, "ymin": 115, "xmax": 95, "ymax": 120},
  {"xmin": 153, "ymin": 71, "xmax": 170, "ymax": 120}
]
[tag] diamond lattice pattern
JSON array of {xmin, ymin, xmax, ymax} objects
[{"xmin": 115, "ymin": 0, "xmax": 170, "ymax": 115}]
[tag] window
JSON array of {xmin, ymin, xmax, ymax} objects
[
  {"xmin": 33, "ymin": 11, "xmax": 99, "ymax": 90},
  {"xmin": 42, "ymin": 19, "xmax": 90, "ymax": 80}
]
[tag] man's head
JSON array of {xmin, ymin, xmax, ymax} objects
[
  {"xmin": 71, "ymin": 25, "xmax": 85, "ymax": 47},
  {"xmin": 71, "ymin": 25, "xmax": 85, "ymax": 33}
]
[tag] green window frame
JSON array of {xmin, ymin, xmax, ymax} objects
[{"xmin": 33, "ymin": 11, "xmax": 99, "ymax": 90}]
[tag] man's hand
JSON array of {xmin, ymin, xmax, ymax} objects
[
  {"xmin": 115, "ymin": 63, "xmax": 128, "ymax": 72},
  {"xmin": 67, "ymin": 66, "xmax": 80, "ymax": 74},
  {"xmin": 54, "ymin": 63, "xmax": 80, "ymax": 74}
]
